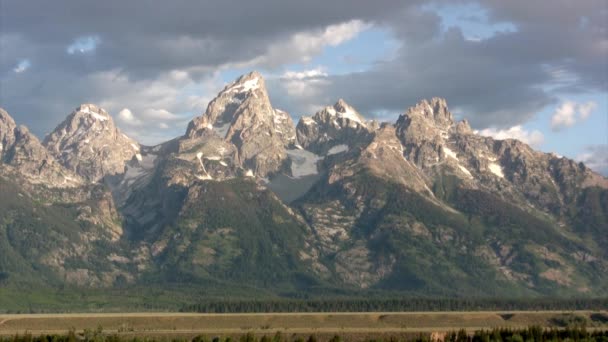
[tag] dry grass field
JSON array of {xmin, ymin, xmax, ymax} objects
[{"xmin": 0, "ymin": 311, "xmax": 607, "ymax": 340}]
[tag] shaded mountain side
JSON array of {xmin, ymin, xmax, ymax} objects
[
  {"xmin": 568, "ymin": 186, "xmax": 608, "ymax": 257},
  {"xmin": 142, "ymin": 178, "xmax": 328, "ymax": 292},
  {"xmin": 0, "ymin": 176, "xmax": 133, "ymax": 288},
  {"xmin": 294, "ymin": 168, "xmax": 608, "ymax": 296}
]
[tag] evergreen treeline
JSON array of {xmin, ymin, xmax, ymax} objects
[
  {"xmin": 179, "ymin": 298, "xmax": 608, "ymax": 313},
  {"xmin": 2, "ymin": 326, "xmax": 607, "ymax": 342}
]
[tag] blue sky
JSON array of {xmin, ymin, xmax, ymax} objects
[{"xmin": 1, "ymin": 1, "xmax": 606, "ymax": 173}]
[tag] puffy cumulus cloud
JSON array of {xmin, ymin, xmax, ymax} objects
[
  {"xmin": 477, "ymin": 125, "xmax": 544, "ymax": 147},
  {"xmin": 577, "ymin": 145, "xmax": 608, "ymax": 176},
  {"xmin": 266, "ymin": 68, "xmax": 333, "ymax": 117},
  {"xmin": 279, "ymin": 68, "xmax": 331, "ymax": 99},
  {"xmin": 257, "ymin": 20, "xmax": 371, "ymax": 67},
  {"xmin": 551, "ymin": 100, "xmax": 597, "ymax": 130},
  {"xmin": 551, "ymin": 102, "xmax": 578, "ymax": 129},
  {"xmin": 117, "ymin": 108, "xmax": 141, "ymax": 126},
  {"xmin": 1, "ymin": 66, "xmax": 224, "ymax": 145}
]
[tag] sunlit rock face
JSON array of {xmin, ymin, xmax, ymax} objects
[{"xmin": 44, "ymin": 104, "xmax": 140, "ymax": 182}]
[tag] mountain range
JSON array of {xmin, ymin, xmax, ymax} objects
[{"xmin": 1, "ymin": 71, "xmax": 607, "ymax": 309}]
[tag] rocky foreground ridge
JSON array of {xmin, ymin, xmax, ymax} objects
[{"xmin": 0, "ymin": 71, "xmax": 607, "ymax": 299}]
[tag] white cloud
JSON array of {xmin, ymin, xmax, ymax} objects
[
  {"xmin": 578, "ymin": 101, "xmax": 597, "ymax": 119},
  {"xmin": 282, "ymin": 68, "xmax": 328, "ymax": 80},
  {"xmin": 551, "ymin": 100, "xmax": 596, "ymax": 130},
  {"xmin": 67, "ymin": 36, "xmax": 100, "ymax": 54},
  {"xmin": 13, "ymin": 59, "xmax": 31, "ymax": 73},
  {"xmin": 117, "ymin": 108, "xmax": 142, "ymax": 125},
  {"xmin": 282, "ymin": 76, "xmax": 330, "ymax": 100},
  {"xmin": 142, "ymin": 108, "xmax": 180, "ymax": 120},
  {"xmin": 478, "ymin": 125, "xmax": 545, "ymax": 147},
  {"xmin": 84, "ymin": 69, "xmax": 225, "ymax": 144},
  {"xmin": 259, "ymin": 20, "xmax": 370, "ymax": 66}
]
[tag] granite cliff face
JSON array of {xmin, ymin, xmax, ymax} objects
[
  {"xmin": 1, "ymin": 108, "xmax": 82, "ymax": 187},
  {"xmin": 296, "ymin": 99, "xmax": 373, "ymax": 155},
  {"xmin": 0, "ymin": 71, "xmax": 607, "ymax": 301},
  {"xmin": 186, "ymin": 71, "xmax": 294, "ymax": 178}
]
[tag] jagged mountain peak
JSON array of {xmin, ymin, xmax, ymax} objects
[
  {"xmin": 44, "ymin": 104, "xmax": 140, "ymax": 182},
  {"xmin": 296, "ymin": 99, "xmax": 372, "ymax": 154},
  {"xmin": 75, "ymin": 103, "xmax": 111, "ymax": 119},
  {"xmin": 401, "ymin": 97, "xmax": 454, "ymax": 128},
  {"xmin": 0, "ymin": 108, "xmax": 82, "ymax": 187},
  {"xmin": 324, "ymin": 99, "xmax": 366, "ymax": 126},
  {"xmin": 186, "ymin": 71, "xmax": 273, "ymax": 139},
  {"xmin": 184, "ymin": 71, "xmax": 295, "ymax": 177},
  {"xmin": 221, "ymin": 70, "xmax": 265, "ymax": 94},
  {"xmin": 61, "ymin": 104, "xmax": 115, "ymax": 130}
]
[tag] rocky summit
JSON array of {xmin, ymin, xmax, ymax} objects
[
  {"xmin": 44, "ymin": 104, "xmax": 141, "ymax": 182},
  {"xmin": 185, "ymin": 71, "xmax": 295, "ymax": 177},
  {"xmin": 0, "ymin": 71, "xmax": 607, "ymax": 307}
]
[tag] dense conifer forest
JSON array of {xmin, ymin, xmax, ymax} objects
[{"xmin": 179, "ymin": 298, "xmax": 608, "ymax": 313}]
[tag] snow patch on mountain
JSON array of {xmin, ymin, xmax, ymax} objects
[
  {"xmin": 327, "ymin": 144, "xmax": 349, "ymax": 156},
  {"xmin": 227, "ymin": 77, "xmax": 259, "ymax": 94},
  {"xmin": 79, "ymin": 106, "xmax": 109, "ymax": 122},
  {"xmin": 458, "ymin": 164, "xmax": 473, "ymax": 178},
  {"xmin": 443, "ymin": 146, "xmax": 458, "ymax": 160},
  {"xmin": 287, "ymin": 149, "xmax": 322, "ymax": 178},
  {"xmin": 489, "ymin": 162, "xmax": 505, "ymax": 178},
  {"xmin": 338, "ymin": 106, "xmax": 363, "ymax": 125}
]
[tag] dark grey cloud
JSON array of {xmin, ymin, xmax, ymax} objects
[
  {"xmin": 269, "ymin": 0, "xmax": 606, "ymax": 130},
  {"xmin": 0, "ymin": 0, "xmax": 412, "ymax": 142},
  {"xmin": 0, "ymin": 0, "xmax": 605, "ymax": 144},
  {"xmin": 1, "ymin": 0, "xmax": 409, "ymax": 78}
]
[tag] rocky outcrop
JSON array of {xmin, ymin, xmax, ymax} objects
[
  {"xmin": 185, "ymin": 71, "xmax": 294, "ymax": 178},
  {"xmin": 296, "ymin": 99, "xmax": 372, "ymax": 155},
  {"xmin": 44, "ymin": 104, "xmax": 140, "ymax": 182},
  {"xmin": 1, "ymin": 108, "xmax": 82, "ymax": 187}
]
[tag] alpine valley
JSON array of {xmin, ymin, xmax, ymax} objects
[{"xmin": 1, "ymin": 71, "xmax": 607, "ymax": 310}]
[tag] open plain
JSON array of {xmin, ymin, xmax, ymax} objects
[{"xmin": 1, "ymin": 311, "xmax": 607, "ymax": 340}]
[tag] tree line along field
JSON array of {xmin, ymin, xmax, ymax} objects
[
  {"xmin": 0, "ymin": 325, "xmax": 608, "ymax": 342},
  {"xmin": 0, "ymin": 311, "xmax": 607, "ymax": 341}
]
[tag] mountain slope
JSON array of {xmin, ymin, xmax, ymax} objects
[
  {"xmin": 0, "ymin": 72, "xmax": 607, "ymax": 308},
  {"xmin": 290, "ymin": 97, "xmax": 608, "ymax": 295}
]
